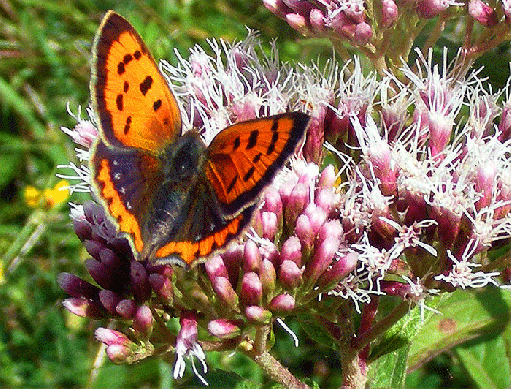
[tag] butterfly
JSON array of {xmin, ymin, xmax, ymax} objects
[{"xmin": 89, "ymin": 11, "xmax": 310, "ymax": 268}]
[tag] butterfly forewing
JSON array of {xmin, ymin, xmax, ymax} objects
[
  {"xmin": 92, "ymin": 11, "xmax": 181, "ymax": 154},
  {"xmin": 90, "ymin": 140, "xmax": 162, "ymax": 254},
  {"xmin": 205, "ymin": 112, "xmax": 309, "ymax": 216}
]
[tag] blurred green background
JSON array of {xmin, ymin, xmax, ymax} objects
[{"xmin": 1, "ymin": 1, "xmax": 511, "ymax": 388}]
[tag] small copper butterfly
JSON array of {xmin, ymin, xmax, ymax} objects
[{"xmin": 89, "ymin": 11, "xmax": 310, "ymax": 267}]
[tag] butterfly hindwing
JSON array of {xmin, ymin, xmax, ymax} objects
[
  {"xmin": 92, "ymin": 10, "xmax": 181, "ymax": 154},
  {"xmin": 90, "ymin": 140, "xmax": 162, "ymax": 254},
  {"xmin": 139, "ymin": 176, "xmax": 256, "ymax": 266},
  {"xmin": 204, "ymin": 112, "xmax": 309, "ymax": 216}
]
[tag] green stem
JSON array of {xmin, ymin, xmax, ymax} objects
[
  {"xmin": 351, "ymin": 301, "xmax": 411, "ymax": 351},
  {"xmin": 241, "ymin": 324, "xmax": 310, "ymax": 389}
]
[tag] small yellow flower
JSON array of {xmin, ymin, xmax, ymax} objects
[
  {"xmin": 24, "ymin": 185, "xmax": 41, "ymax": 207},
  {"xmin": 24, "ymin": 180, "xmax": 70, "ymax": 209},
  {"xmin": 43, "ymin": 180, "xmax": 70, "ymax": 208}
]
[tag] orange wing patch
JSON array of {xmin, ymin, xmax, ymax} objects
[
  {"xmin": 94, "ymin": 158, "xmax": 144, "ymax": 252},
  {"xmin": 92, "ymin": 11, "xmax": 181, "ymax": 154},
  {"xmin": 154, "ymin": 207, "xmax": 252, "ymax": 266},
  {"xmin": 205, "ymin": 112, "xmax": 309, "ymax": 216}
]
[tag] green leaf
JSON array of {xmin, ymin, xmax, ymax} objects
[
  {"xmin": 368, "ymin": 344, "xmax": 410, "ymax": 388},
  {"xmin": 408, "ymin": 288, "xmax": 511, "ymax": 371},
  {"xmin": 455, "ymin": 336, "xmax": 511, "ymax": 389},
  {"xmin": 297, "ymin": 314, "xmax": 340, "ymax": 348}
]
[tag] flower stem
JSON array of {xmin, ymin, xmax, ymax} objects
[
  {"xmin": 253, "ymin": 351, "xmax": 311, "ymax": 389},
  {"xmin": 351, "ymin": 301, "xmax": 410, "ymax": 351},
  {"xmin": 241, "ymin": 324, "xmax": 310, "ymax": 389}
]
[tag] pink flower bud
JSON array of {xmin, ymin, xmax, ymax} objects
[
  {"xmin": 304, "ymin": 237, "xmax": 341, "ymax": 285},
  {"xmin": 469, "ymin": 0, "xmax": 497, "ymax": 27},
  {"xmin": 310, "ymin": 8, "xmax": 326, "ymax": 33},
  {"xmin": 148, "ymin": 273, "xmax": 173, "ymax": 303},
  {"xmin": 245, "ymin": 306, "xmax": 273, "ymax": 324},
  {"xmin": 381, "ymin": 0, "xmax": 398, "ymax": 28},
  {"xmin": 303, "ymin": 108, "xmax": 326, "ymax": 164},
  {"xmin": 279, "ymin": 260, "xmax": 304, "ymax": 289},
  {"xmin": 263, "ymin": 0, "xmax": 292, "ymax": 18},
  {"xmin": 268, "ymin": 293, "xmax": 295, "ymax": 313},
  {"xmin": 58, "ymin": 272, "xmax": 100, "ymax": 300},
  {"xmin": 475, "ymin": 163, "xmax": 497, "ymax": 210},
  {"xmin": 132, "ymin": 305, "xmax": 153, "ymax": 337},
  {"xmin": 130, "ymin": 261, "xmax": 151, "ymax": 302},
  {"xmin": 417, "ymin": 0, "xmax": 450, "ymax": 18},
  {"xmin": 84, "ymin": 258, "xmax": 110, "ymax": 290},
  {"xmin": 317, "ymin": 220, "xmax": 343, "ymax": 243},
  {"xmin": 243, "ymin": 239, "xmax": 262, "ymax": 273},
  {"xmin": 63, "ymin": 119, "xmax": 98, "ymax": 148},
  {"xmin": 106, "ymin": 344, "xmax": 133, "ymax": 364},
  {"xmin": 241, "ymin": 272, "xmax": 263, "ymax": 306},
  {"xmin": 380, "ymin": 281, "xmax": 413, "ymax": 298},
  {"xmin": 285, "ymin": 183, "xmax": 310, "ymax": 224},
  {"xmin": 430, "ymin": 206, "xmax": 461, "ymax": 248},
  {"xmin": 286, "ymin": 13, "xmax": 310, "ymax": 34},
  {"xmin": 261, "ymin": 211, "xmax": 278, "ymax": 241},
  {"xmin": 262, "ymin": 186, "xmax": 283, "ymax": 217},
  {"xmin": 503, "ymin": 0, "xmax": 511, "ymax": 22},
  {"xmin": 211, "ymin": 276, "xmax": 239, "ymax": 309},
  {"xmin": 222, "ymin": 244, "xmax": 244, "ymax": 286},
  {"xmin": 318, "ymin": 164, "xmax": 336, "ymax": 189},
  {"xmin": 368, "ymin": 139, "xmax": 398, "ymax": 196},
  {"xmin": 315, "ymin": 187, "xmax": 337, "ymax": 215},
  {"xmin": 317, "ymin": 252, "xmax": 358, "ymax": 289},
  {"xmin": 208, "ymin": 319, "xmax": 242, "ymax": 339},
  {"xmin": 259, "ymin": 259, "xmax": 277, "ymax": 297},
  {"xmin": 296, "ymin": 214, "xmax": 314, "ymax": 249},
  {"xmin": 498, "ymin": 103, "xmax": 511, "ymax": 142},
  {"xmin": 353, "ymin": 22, "xmax": 373, "ymax": 45},
  {"xmin": 62, "ymin": 298, "xmax": 105, "ymax": 319},
  {"xmin": 428, "ymin": 112, "xmax": 454, "ymax": 157},
  {"xmin": 205, "ymin": 254, "xmax": 229, "ymax": 281},
  {"xmin": 305, "ymin": 204, "xmax": 328, "ymax": 236},
  {"xmin": 116, "ymin": 299, "xmax": 137, "ymax": 319},
  {"xmin": 98, "ymin": 290, "xmax": 121, "ymax": 314},
  {"xmin": 95, "ymin": 328, "xmax": 132, "ymax": 347},
  {"xmin": 281, "ymin": 236, "xmax": 303, "ymax": 266},
  {"xmin": 231, "ymin": 100, "xmax": 257, "ymax": 122}
]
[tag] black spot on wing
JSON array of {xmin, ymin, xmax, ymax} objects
[
  {"xmin": 233, "ymin": 137, "xmax": 241, "ymax": 151},
  {"xmin": 227, "ymin": 175, "xmax": 238, "ymax": 193},
  {"xmin": 153, "ymin": 99, "xmax": 162, "ymax": 112},
  {"xmin": 243, "ymin": 166, "xmax": 255, "ymax": 182},
  {"xmin": 247, "ymin": 130, "xmax": 259, "ymax": 150},
  {"xmin": 117, "ymin": 62, "xmax": 125, "ymax": 75},
  {"xmin": 140, "ymin": 76, "xmax": 153, "ymax": 96},
  {"xmin": 116, "ymin": 94, "xmax": 123, "ymax": 111},
  {"xmin": 124, "ymin": 116, "xmax": 132, "ymax": 135}
]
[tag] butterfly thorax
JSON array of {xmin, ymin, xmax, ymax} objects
[{"xmin": 140, "ymin": 131, "xmax": 209, "ymax": 261}]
